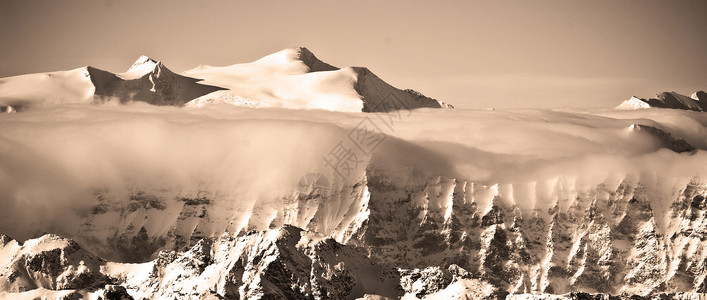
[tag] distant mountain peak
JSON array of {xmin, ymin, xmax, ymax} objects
[
  {"xmin": 294, "ymin": 47, "xmax": 338, "ymax": 72},
  {"xmin": 628, "ymin": 123, "xmax": 695, "ymax": 153},
  {"xmin": 255, "ymin": 47, "xmax": 338, "ymax": 73},
  {"xmin": 616, "ymin": 90, "xmax": 706, "ymax": 112},
  {"xmin": 0, "ymin": 48, "xmax": 447, "ymax": 112},
  {"xmin": 181, "ymin": 47, "xmax": 445, "ymax": 112},
  {"xmin": 127, "ymin": 55, "xmax": 160, "ymax": 73}
]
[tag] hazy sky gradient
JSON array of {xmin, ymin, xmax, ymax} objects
[{"xmin": 1, "ymin": 0, "xmax": 706, "ymax": 108}]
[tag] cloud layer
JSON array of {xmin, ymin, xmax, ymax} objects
[{"xmin": 0, "ymin": 103, "xmax": 705, "ymax": 240}]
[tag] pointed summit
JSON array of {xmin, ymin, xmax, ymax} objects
[
  {"xmin": 127, "ymin": 55, "xmax": 160, "ymax": 73},
  {"xmin": 184, "ymin": 47, "xmax": 444, "ymax": 111},
  {"xmin": 295, "ymin": 47, "xmax": 338, "ymax": 72},
  {"xmin": 254, "ymin": 47, "xmax": 338, "ymax": 73},
  {"xmin": 691, "ymin": 91, "xmax": 706, "ymax": 102}
]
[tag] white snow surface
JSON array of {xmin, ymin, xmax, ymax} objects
[
  {"xmin": 0, "ymin": 47, "xmax": 443, "ymax": 112},
  {"xmin": 616, "ymin": 96, "xmax": 651, "ymax": 110},
  {"xmin": 125, "ymin": 55, "xmax": 160, "ymax": 76},
  {"xmin": 0, "ymin": 67, "xmax": 95, "ymax": 107},
  {"xmin": 186, "ymin": 64, "xmax": 364, "ymax": 111},
  {"xmin": 184, "ymin": 47, "xmax": 418, "ymax": 112}
]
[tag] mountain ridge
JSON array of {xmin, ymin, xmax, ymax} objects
[
  {"xmin": 0, "ymin": 47, "xmax": 446, "ymax": 112},
  {"xmin": 616, "ymin": 91, "xmax": 706, "ymax": 111}
]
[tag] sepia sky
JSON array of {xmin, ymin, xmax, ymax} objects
[{"xmin": 1, "ymin": 0, "xmax": 706, "ymax": 109}]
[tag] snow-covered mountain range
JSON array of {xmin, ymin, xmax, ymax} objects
[
  {"xmin": 0, "ymin": 47, "xmax": 446, "ymax": 113},
  {"xmin": 0, "ymin": 49, "xmax": 706, "ymax": 299},
  {"xmin": 617, "ymin": 91, "xmax": 707, "ymax": 112}
]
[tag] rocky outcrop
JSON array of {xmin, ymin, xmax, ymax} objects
[
  {"xmin": 628, "ymin": 124, "xmax": 696, "ymax": 153},
  {"xmin": 296, "ymin": 47, "xmax": 339, "ymax": 72},
  {"xmin": 0, "ymin": 105, "xmax": 15, "ymax": 113},
  {"xmin": 0, "ymin": 234, "xmax": 108, "ymax": 292},
  {"xmin": 352, "ymin": 67, "xmax": 442, "ymax": 112},
  {"xmin": 101, "ymin": 225, "xmax": 401, "ymax": 299},
  {"xmin": 87, "ymin": 58, "xmax": 225, "ymax": 106}
]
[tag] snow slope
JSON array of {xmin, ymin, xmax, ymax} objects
[
  {"xmin": 184, "ymin": 47, "xmax": 443, "ymax": 112},
  {"xmin": 0, "ymin": 67, "xmax": 95, "ymax": 109}
]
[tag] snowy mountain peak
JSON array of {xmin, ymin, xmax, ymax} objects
[
  {"xmin": 295, "ymin": 47, "xmax": 338, "ymax": 72},
  {"xmin": 0, "ymin": 48, "xmax": 447, "ymax": 112},
  {"xmin": 616, "ymin": 91, "xmax": 706, "ymax": 111},
  {"xmin": 182, "ymin": 48, "xmax": 443, "ymax": 111},
  {"xmin": 255, "ymin": 47, "xmax": 301, "ymax": 64},
  {"xmin": 616, "ymin": 96, "xmax": 651, "ymax": 110},
  {"xmin": 127, "ymin": 55, "xmax": 160, "ymax": 74},
  {"xmin": 254, "ymin": 47, "xmax": 338, "ymax": 73}
]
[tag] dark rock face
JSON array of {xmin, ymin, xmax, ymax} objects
[
  {"xmin": 0, "ymin": 105, "xmax": 16, "ymax": 113},
  {"xmin": 353, "ymin": 67, "xmax": 442, "ymax": 112},
  {"xmin": 629, "ymin": 124, "xmax": 696, "ymax": 153},
  {"xmin": 86, "ymin": 63, "xmax": 224, "ymax": 106},
  {"xmin": 692, "ymin": 91, "xmax": 707, "ymax": 102},
  {"xmin": 399, "ymin": 266, "xmax": 452, "ymax": 297},
  {"xmin": 645, "ymin": 92, "xmax": 706, "ymax": 111},
  {"xmin": 107, "ymin": 225, "xmax": 400, "ymax": 299},
  {"xmin": 102, "ymin": 285, "xmax": 134, "ymax": 300},
  {"xmin": 297, "ymin": 47, "xmax": 339, "ymax": 72}
]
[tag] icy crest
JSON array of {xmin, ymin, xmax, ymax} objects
[{"xmin": 127, "ymin": 55, "xmax": 159, "ymax": 74}]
